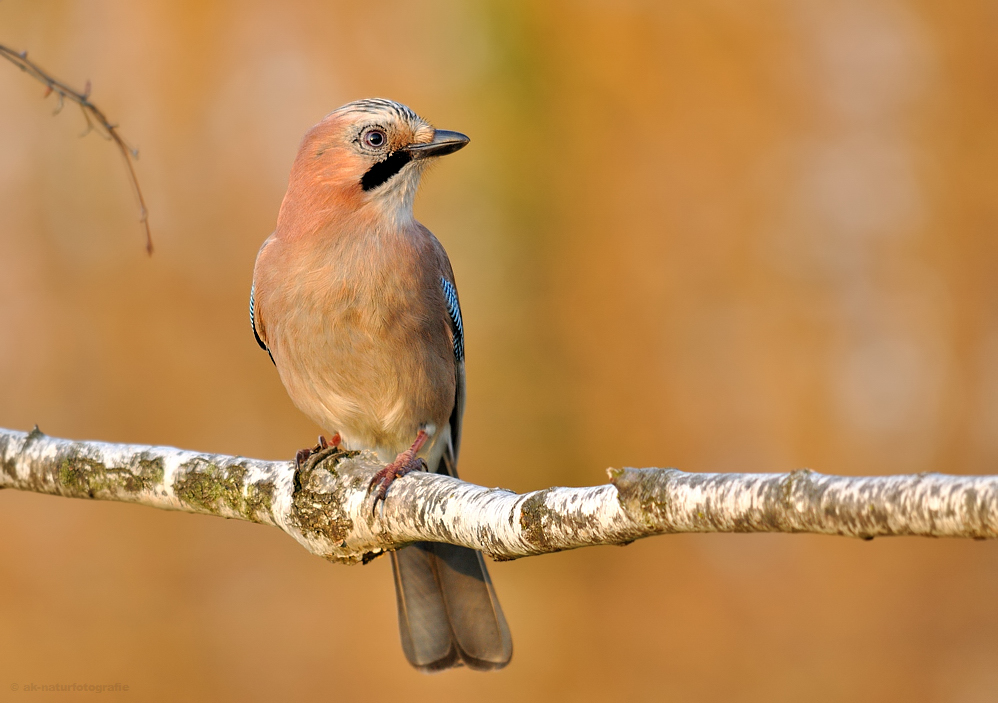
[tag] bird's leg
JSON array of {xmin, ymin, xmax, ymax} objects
[
  {"xmin": 369, "ymin": 429, "xmax": 429, "ymax": 506},
  {"xmin": 295, "ymin": 433, "xmax": 342, "ymax": 469}
]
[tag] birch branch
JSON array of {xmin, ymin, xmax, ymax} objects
[{"xmin": 1, "ymin": 426, "xmax": 996, "ymax": 564}]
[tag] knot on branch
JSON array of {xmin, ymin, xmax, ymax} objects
[
  {"xmin": 288, "ymin": 447, "xmax": 364, "ymax": 563},
  {"xmin": 608, "ymin": 466, "xmax": 686, "ymax": 530}
]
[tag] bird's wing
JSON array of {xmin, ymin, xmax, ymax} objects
[
  {"xmin": 249, "ymin": 282, "xmax": 275, "ymax": 365},
  {"xmin": 438, "ymin": 275, "xmax": 465, "ymax": 478},
  {"xmin": 250, "ymin": 236, "xmax": 276, "ymax": 366}
]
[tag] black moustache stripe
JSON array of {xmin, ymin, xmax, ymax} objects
[{"xmin": 360, "ymin": 150, "xmax": 412, "ymax": 191}]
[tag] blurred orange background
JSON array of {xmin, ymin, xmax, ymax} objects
[{"xmin": 1, "ymin": 1, "xmax": 997, "ymax": 701}]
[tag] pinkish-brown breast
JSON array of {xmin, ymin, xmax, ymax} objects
[{"xmin": 252, "ymin": 216, "xmax": 457, "ymax": 456}]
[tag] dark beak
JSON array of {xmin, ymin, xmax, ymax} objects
[{"xmin": 405, "ymin": 129, "xmax": 470, "ymax": 159}]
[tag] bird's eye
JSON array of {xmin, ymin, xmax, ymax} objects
[{"xmin": 363, "ymin": 129, "xmax": 387, "ymax": 148}]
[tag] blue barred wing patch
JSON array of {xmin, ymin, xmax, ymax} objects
[
  {"xmin": 440, "ymin": 277, "xmax": 464, "ymax": 363},
  {"xmin": 250, "ymin": 283, "xmax": 274, "ymax": 364}
]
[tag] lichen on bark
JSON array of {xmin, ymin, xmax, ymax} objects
[
  {"xmin": 518, "ymin": 490, "xmax": 554, "ymax": 549},
  {"xmin": 173, "ymin": 459, "xmax": 247, "ymax": 513},
  {"xmin": 58, "ymin": 454, "xmax": 164, "ymax": 498},
  {"xmin": 244, "ymin": 480, "xmax": 276, "ymax": 522}
]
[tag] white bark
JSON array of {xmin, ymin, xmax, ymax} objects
[{"xmin": 2, "ymin": 426, "xmax": 997, "ymax": 564}]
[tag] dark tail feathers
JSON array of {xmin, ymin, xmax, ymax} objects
[{"xmin": 391, "ymin": 541, "xmax": 512, "ymax": 671}]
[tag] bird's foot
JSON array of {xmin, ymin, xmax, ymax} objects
[
  {"xmin": 369, "ymin": 453, "xmax": 426, "ymax": 507},
  {"xmin": 295, "ymin": 433, "xmax": 342, "ymax": 470},
  {"xmin": 369, "ymin": 430, "xmax": 430, "ymax": 509}
]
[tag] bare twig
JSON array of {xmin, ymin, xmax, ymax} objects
[
  {"xmin": 2, "ymin": 427, "xmax": 997, "ymax": 565},
  {"xmin": 0, "ymin": 44, "xmax": 152, "ymax": 254}
]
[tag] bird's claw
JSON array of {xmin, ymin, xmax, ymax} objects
[
  {"xmin": 369, "ymin": 453, "xmax": 426, "ymax": 512},
  {"xmin": 295, "ymin": 434, "xmax": 342, "ymax": 470},
  {"xmin": 295, "ymin": 447, "xmax": 312, "ymax": 469}
]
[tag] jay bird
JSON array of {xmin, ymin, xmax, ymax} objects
[{"xmin": 250, "ymin": 99, "xmax": 512, "ymax": 671}]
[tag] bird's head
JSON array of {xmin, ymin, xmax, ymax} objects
[{"xmin": 279, "ymin": 98, "xmax": 469, "ymax": 235}]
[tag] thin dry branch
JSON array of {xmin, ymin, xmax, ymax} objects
[
  {"xmin": 0, "ymin": 44, "xmax": 152, "ymax": 254},
  {"xmin": 2, "ymin": 427, "xmax": 997, "ymax": 565}
]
